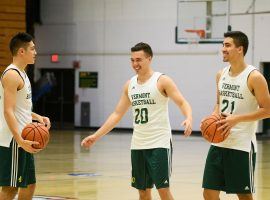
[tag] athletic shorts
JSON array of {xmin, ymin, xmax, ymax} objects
[
  {"xmin": 0, "ymin": 139, "xmax": 36, "ymax": 188},
  {"xmin": 131, "ymin": 147, "xmax": 172, "ymax": 190},
  {"xmin": 202, "ymin": 144, "xmax": 256, "ymax": 194}
]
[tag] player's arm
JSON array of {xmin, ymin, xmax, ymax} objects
[
  {"xmin": 2, "ymin": 71, "xmax": 39, "ymax": 153},
  {"xmin": 81, "ymin": 81, "xmax": 131, "ymax": 148},
  {"xmin": 32, "ymin": 112, "xmax": 51, "ymax": 129},
  {"xmin": 200, "ymin": 70, "xmax": 223, "ymax": 133},
  {"xmin": 232, "ymin": 71, "xmax": 270, "ymax": 121},
  {"xmin": 218, "ymin": 70, "xmax": 270, "ymax": 134},
  {"xmin": 159, "ymin": 75, "xmax": 192, "ymax": 136},
  {"xmin": 212, "ymin": 70, "xmax": 222, "ymax": 115}
]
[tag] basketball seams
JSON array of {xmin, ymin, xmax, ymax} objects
[
  {"xmin": 21, "ymin": 122, "xmax": 49, "ymax": 149},
  {"xmin": 22, "ymin": 127, "xmax": 34, "ymax": 137},
  {"xmin": 201, "ymin": 114, "xmax": 227, "ymax": 143},
  {"xmin": 31, "ymin": 122, "xmax": 38, "ymax": 128},
  {"xmin": 211, "ymin": 123, "xmax": 218, "ymax": 143},
  {"xmin": 38, "ymin": 126, "xmax": 49, "ymax": 135},
  {"xmin": 210, "ymin": 114, "xmax": 220, "ymax": 121},
  {"xmin": 29, "ymin": 129, "xmax": 36, "ymax": 143},
  {"xmin": 204, "ymin": 120, "xmax": 217, "ymax": 141},
  {"xmin": 37, "ymin": 125, "xmax": 49, "ymax": 146},
  {"xmin": 201, "ymin": 117, "xmax": 218, "ymax": 133},
  {"xmin": 22, "ymin": 129, "xmax": 35, "ymax": 140},
  {"xmin": 38, "ymin": 126, "xmax": 49, "ymax": 146},
  {"xmin": 43, "ymin": 131, "xmax": 49, "ymax": 146},
  {"xmin": 35, "ymin": 127, "xmax": 44, "ymax": 148},
  {"xmin": 202, "ymin": 119, "xmax": 217, "ymax": 136},
  {"xmin": 32, "ymin": 130, "xmax": 38, "ymax": 148}
]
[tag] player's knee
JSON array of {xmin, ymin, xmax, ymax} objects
[
  {"xmin": 203, "ymin": 190, "xmax": 209, "ymax": 199},
  {"xmin": 138, "ymin": 189, "xmax": 151, "ymax": 200},
  {"xmin": 1, "ymin": 186, "xmax": 18, "ymax": 199},
  {"xmin": 237, "ymin": 194, "xmax": 253, "ymax": 200},
  {"xmin": 27, "ymin": 183, "xmax": 36, "ymax": 191},
  {"xmin": 203, "ymin": 189, "xmax": 219, "ymax": 200},
  {"xmin": 157, "ymin": 188, "xmax": 173, "ymax": 200},
  {"xmin": 17, "ymin": 183, "xmax": 36, "ymax": 200}
]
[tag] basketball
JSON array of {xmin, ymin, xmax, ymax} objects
[
  {"xmin": 200, "ymin": 114, "xmax": 228, "ymax": 143},
  {"xmin": 21, "ymin": 122, "xmax": 50, "ymax": 149}
]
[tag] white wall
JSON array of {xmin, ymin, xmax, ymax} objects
[{"xmin": 35, "ymin": 0, "xmax": 270, "ymax": 131}]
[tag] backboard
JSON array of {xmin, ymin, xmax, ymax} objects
[{"xmin": 176, "ymin": 0, "xmax": 230, "ymax": 44}]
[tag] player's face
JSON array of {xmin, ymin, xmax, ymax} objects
[
  {"xmin": 130, "ymin": 50, "xmax": 151, "ymax": 74},
  {"xmin": 22, "ymin": 41, "xmax": 37, "ymax": 64},
  {"xmin": 222, "ymin": 37, "xmax": 242, "ymax": 62}
]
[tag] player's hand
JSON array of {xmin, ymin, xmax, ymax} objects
[
  {"xmin": 181, "ymin": 118, "xmax": 192, "ymax": 137},
  {"xmin": 18, "ymin": 139, "xmax": 41, "ymax": 153},
  {"xmin": 42, "ymin": 116, "xmax": 51, "ymax": 130},
  {"xmin": 35, "ymin": 115, "xmax": 51, "ymax": 130},
  {"xmin": 217, "ymin": 113, "xmax": 239, "ymax": 137},
  {"xmin": 81, "ymin": 134, "xmax": 98, "ymax": 148}
]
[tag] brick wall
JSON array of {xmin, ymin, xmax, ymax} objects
[{"xmin": 0, "ymin": 0, "xmax": 25, "ymax": 74}]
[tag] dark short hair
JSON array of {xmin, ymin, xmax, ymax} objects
[
  {"xmin": 9, "ymin": 32, "xmax": 33, "ymax": 56},
  {"xmin": 131, "ymin": 42, "xmax": 153, "ymax": 58},
  {"xmin": 224, "ymin": 31, "xmax": 249, "ymax": 56}
]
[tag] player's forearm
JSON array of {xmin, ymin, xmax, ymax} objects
[
  {"xmin": 179, "ymin": 101, "xmax": 192, "ymax": 121},
  {"xmin": 235, "ymin": 108, "xmax": 270, "ymax": 122},
  {"xmin": 212, "ymin": 104, "xmax": 219, "ymax": 115},
  {"xmin": 32, "ymin": 112, "xmax": 43, "ymax": 121},
  {"xmin": 4, "ymin": 109, "xmax": 23, "ymax": 143},
  {"xmin": 94, "ymin": 112, "xmax": 123, "ymax": 139}
]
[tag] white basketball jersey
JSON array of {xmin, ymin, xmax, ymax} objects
[
  {"xmin": 0, "ymin": 64, "xmax": 33, "ymax": 147},
  {"xmin": 214, "ymin": 65, "xmax": 259, "ymax": 152},
  {"xmin": 128, "ymin": 72, "xmax": 171, "ymax": 149}
]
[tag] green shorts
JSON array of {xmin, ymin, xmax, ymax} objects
[
  {"xmin": 202, "ymin": 145, "xmax": 256, "ymax": 194},
  {"xmin": 131, "ymin": 147, "xmax": 172, "ymax": 190},
  {"xmin": 0, "ymin": 139, "xmax": 36, "ymax": 188}
]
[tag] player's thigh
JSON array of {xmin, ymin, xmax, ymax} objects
[
  {"xmin": 224, "ymin": 147, "xmax": 256, "ymax": 194},
  {"xmin": 202, "ymin": 145, "xmax": 225, "ymax": 191},
  {"xmin": 0, "ymin": 140, "xmax": 36, "ymax": 188},
  {"xmin": 131, "ymin": 150, "xmax": 153, "ymax": 190},
  {"xmin": 0, "ymin": 140, "xmax": 20, "ymax": 187},
  {"xmin": 145, "ymin": 148, "xmax": 172, "ymax": 189}
]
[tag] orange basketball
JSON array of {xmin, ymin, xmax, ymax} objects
[
  {"xmin": 200, "ymin": 114, "xmax": 228, "ymax": 143},
  {"xmin": 21, "ymin": 122, "xmax": 50, "ymax": 149}
]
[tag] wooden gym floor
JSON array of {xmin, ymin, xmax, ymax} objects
[{"xmin": 21, "ymin": 130, "xmax": 270, "ymax": 199}]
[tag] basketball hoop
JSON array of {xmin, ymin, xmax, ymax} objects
[{"xmin": 185, "ymin": 29, "xmax": 206, "ymax": 39}]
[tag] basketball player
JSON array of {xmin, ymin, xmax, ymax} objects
[
  {"xmin": 202, "ymin": 31, "xmax": 270, "ymax": 200},
  {"xmin": 81, "ymin": 42, "xmax": 192, "ymax": 200},
  {"xmin": 0, "ymin": 32, "xmax": 51, "ymax": 200}
]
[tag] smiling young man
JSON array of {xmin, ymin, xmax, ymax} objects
[
  {"xmin": 202, "ymin": 31, "xmax": 270, "ymax": 200},
  {"xmin": 81, "ymin": 42, "xmax": 192, "ymax": 200},
  {"xmin": 0, "ymin": 32, "xmax": 51, "ymax": 200}
]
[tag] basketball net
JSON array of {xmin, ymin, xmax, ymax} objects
[{"xmin": 184, "ymin": 29, "xmax": 206, "ymax": 45}]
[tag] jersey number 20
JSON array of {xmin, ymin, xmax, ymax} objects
[{"xmin": 135, "ymin": 108, "xmax": 148, "ymax": 124}]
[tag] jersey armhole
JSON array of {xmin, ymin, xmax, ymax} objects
[
  {"xmin": 246, "ymin": 69, "xmax": 257, "ymax": 96},
  {"xmin": 156, "ymin": 73, "xmax": 168, "ymax": 98},
  {"xmin": 220, "ymin": 67, "xmax": 228, "ymax": 77},
  {"xmin": 1, "ymin": 68, "xmax": 25, "ymax": 91}
]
